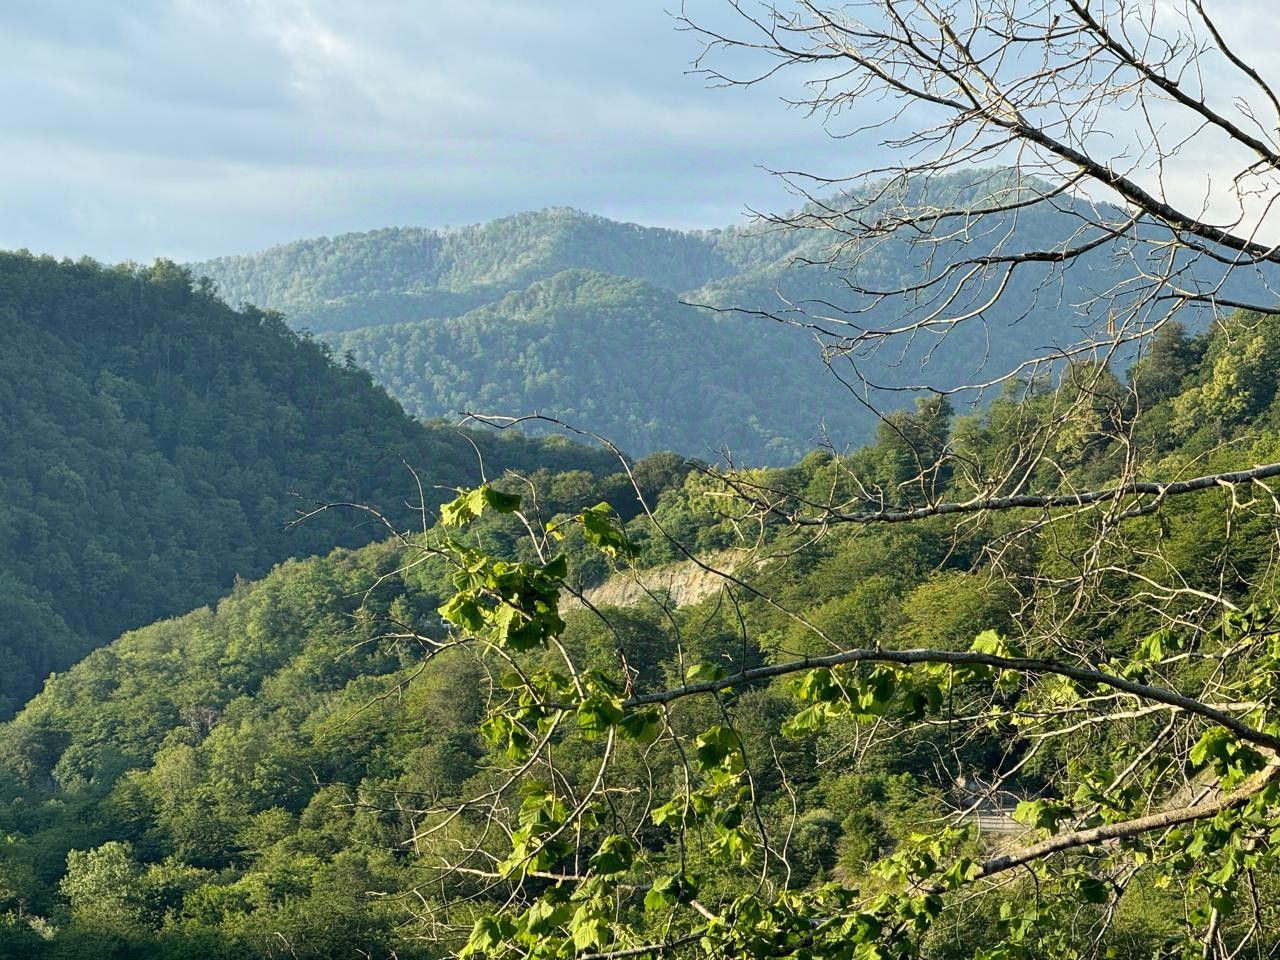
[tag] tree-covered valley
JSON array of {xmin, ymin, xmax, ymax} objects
[
  {"xmin": 192, "ymin": 173, "xmax": 1267, "ymax": 464},
  {"xmin": 3, "ymin": 302, "xmax": 1280, "ymax": 957},
  {"xmin": 5, "ymin": 1, "xmax": 1280, "ymax": 957}
]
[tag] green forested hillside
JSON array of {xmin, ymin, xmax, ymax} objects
[
  {"xmin": 193, "ymin": 172, "xmax": 1262, "ymax": 463},
  {"xmin": 190, "ymin": 209, "xmax": 734, "ymax": 334},
  {"xmin": 3, "ymin": 310, "xmax": 1279, "ymax": 957},
  {"xmin": 334, "ymin": 269, "xmax": 856, "ymax": 461},
  {"xmin": 0, "ymin": 253, "xmax": 613, "ymax": 716}
]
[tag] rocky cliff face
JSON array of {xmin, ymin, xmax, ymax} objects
[{"xmin": 567, "ymin": 550, "xmax": 748, "ymax": 610}]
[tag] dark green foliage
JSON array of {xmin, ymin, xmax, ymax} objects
[
  {"xmin": 0, "ymin": 252, "xmax": 615, "ymax": 715},
  {"xmin": 6, "ymin": 304, "xmax": 1280, "ymax": 956},
  {"xmin": 332, "ymin": 268, "xmax": 858, "ymax": 463},
  {"xmin": 191, "ymin": 171, "xmax": 1270, "ymax": 465}
]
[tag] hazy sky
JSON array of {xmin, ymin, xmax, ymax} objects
[
  {"xmin": 0, "ymin": 0, "xmax": 863, "ymax": 263},
  {"xmin": 1, "ymin": 1, "xmax": 1276, "ymax": 263}
]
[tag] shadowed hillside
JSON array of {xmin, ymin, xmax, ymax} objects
[
  {"xmin": 193, "ymin": 172, "xmax": 1273, "ymax": 464},
  {"xmin": 0, "ymin": 253, "xmax": 614, "ymax": 715}
]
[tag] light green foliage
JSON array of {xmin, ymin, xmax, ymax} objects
[
  {"xmin": 60, "ymin": 842, "xmax": 146, "ymax": 933},
  {"xmin": 5, "ymin": 308, "xmax": 1280, "ymax": 957},
  {"xmin": 1163, "ymin": 312, "xmax": 1280, "ymax": 444},
  {"xmin": 1171, "ymin": 333, "xmax": 1271, "ymax": 434}
]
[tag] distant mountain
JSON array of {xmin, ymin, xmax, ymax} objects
[
  {"xmin": 333, "ymin": 269, "xmax": 855, "ymax": 462},
  {"xmin": 192, "ymin": 171, "xmax": 1272, "ymax": 463},
  {"xmin": 191, "ymin": 209, "xmax": 735, "ymax": 334},
  {"xmin": 0, "ymin": 253, "xmax": 613, "ymax": 716}
]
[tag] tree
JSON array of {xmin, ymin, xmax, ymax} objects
[
  {"xmin": 382, "ymin": 4, "xmax": 1280, "ymax": 959},
  {"xmin": 59, "ymin": 842, "xmax": 146, "ymax": 935}
]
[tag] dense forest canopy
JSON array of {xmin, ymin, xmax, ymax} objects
[
  {"xmin": 189, "ymin": 210, "xmax": 735, "ymax": 334},
  {"xmin": 334, "ymin": 269, "xmax": 857, "ymax": 464},
  {"xmin": 1, "ymin": 0, "xmax": 1278, "ymax": 957},
  {"xmin": 2, "ymin": 309, "xmax": 1280, "ymax": 957},
  {"xmin": 191, "ymin": 173, "xmax": 1276, "ymax": 464},
  {"xmin": 0, "ymin": 252, "xmax": 614, "ymax": 717}
]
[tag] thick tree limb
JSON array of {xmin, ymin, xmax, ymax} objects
[
  {"xmin": 737, "ymin": 461, "xmax": 1280, "ymax": 526},
  {"xmin": 622, "ymin": 647, "xmax": 1280, "ymax": 754},
  {"xmin": 967, "ymin": 763, "xmax": 1280, "ymax": 884}
]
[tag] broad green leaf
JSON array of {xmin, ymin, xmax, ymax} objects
[
  {"xmin": 619, "ymin": 708, "xmax": 662, "ymax": 744},
  {"xmin": 580, "ymin": 503, "xmax": 636, "ymax": 560},
  {"xmin": 590, "ymin": 835, "xmax": 636, "ymax": 875},
  {"xmin": 693, "ymin": 724, "xmax": 740, "ymax": 771},
  {"xmin": 577, "ymin": 695, "xmax": 625, "ymax": 737},
  {"xmin": 441, "ymin": 485, "xmax": 522, "ymax": 527},
  {"xmin": 461, "ymin": 916, "xmax": 515, "ymax": 957},
  {"xmin": 686, "ymin": 662, "xmax": 727, "ymax": 684},
  {"xmin": 438, "ymin": 593, "xmax": 485, "ymax": 632}
]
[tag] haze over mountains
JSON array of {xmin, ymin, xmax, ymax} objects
[
  {"xmin": 183, "ymin": 176, "xmax": 1099, "ymax": 463},
  {"xmin": 191, "ymin": 172, "xmax": 1266, "ymax": 464}
]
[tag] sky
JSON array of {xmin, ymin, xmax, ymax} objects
[
  {"xmin": 0, "ymin": 1, "xmax": 1276, "ymax": 264},
  {"xmin": 0, "ymin": 0, "xmax": 861, "ymax": 263}
]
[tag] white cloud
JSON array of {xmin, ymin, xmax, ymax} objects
[{"xmin": 0, "ymin": 0, "xmax": 1275, "ymax": 262}]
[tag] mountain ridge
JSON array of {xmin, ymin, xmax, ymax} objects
[
  {"xmin": 0, "ymin": 252, "xmax": 615, "ymax": 716},
  {"xmin": 189, "ymin": 171, "xmax": 1276, "ymax": 464}
]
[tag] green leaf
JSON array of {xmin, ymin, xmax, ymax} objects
[
  {"xmin": 685, "ymin": 662, "xmax": 727, "ymax": 684},
  {"xmin": 619, "ymin": 708, "xmax": 662, "ymax": 744},
  {"xmin": 856, "ymin": 667, "xmax": 898, "ymax": 716},
  {"xmin": 523, "ymin": 897, "xmax": 571, "ymax": 935},
  {"xmin": 795, "ymin": 667, "xmax": 838, "ymax": 702},
  {"xmin": 542, "ymin": 554, "xmax": 568, "ymax": 582},
  {"xmin": 1076, "ymin": 875, "xmax": 1110, "ymax": 904},
  {"xmin": 650, "ymin": 800, "xmax": 679, "ymax": 828},
  {"xmin": 441, "ymin": 485, "xmax": 522, "ymax": 527},
  {"xmin": 709, "ymin": 824, "xmax": 753, "ymax": 865},
  {"xmin": 590, "ymin": 835, "xmax": 636, "ymax": 876},
  {"xmin": 781, "ymin": 702, "xmax": 835, "ymax": 737},
  {"xmin": 900, "ymin": 683, "xmax": 943, "ymax": 720},
  {"xmin": 1190, "ymin": 728, "xmax": 1232, "ymax": 770},
  {"xmin": 970, "ymin": 629, "xmax": 1021, "ymax": 658},
  {"xmin": 461, "ymin": 916, "xmax": 515, "ymax": 957},
  {"xmin": 1136, "ymin": 627, "xmax": 1177, "ymax": 663},
  {"xmin": 578, "ymin": 695, "xmax": 625, "ymax": 737},
  {"xmin": 644, "ymin": 872, "xmax": 697, "ymax": 912},
  {"xmin": 693, "ymin": 724, "xmax": 741, "ymax": 771},
  {"xmin": 438, "ymin": 593, "xmax": 485, "ymax": 632},
  {"xmin": 571, "ymin": 913, "xmax": 610, "ymax": 951},
  {"xmin": 580, "ymin": 503, "xmax": 636, "ymax": 561},
  {"xmin": 481, "ymin": 486, "xmax": 522, "ymax": 513},
  {"xmin": 939, "ymin": 858, "xmax": 981, "ymax": 890},
  {"xmin": 1012, "ymin": 798, "xmax": 1071, "ymax": 833},
  {"xmin": 480, "ymin": 714, "xmax": 534, "ymax": 760},
  {"xmin": 717, "ymin": 804, "xmax": 743, "ymax": 830}
]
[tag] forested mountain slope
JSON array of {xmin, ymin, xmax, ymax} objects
[
  {"xmin": 193, "ymin": 172, "xmax": 1267, "ymax": 463},
  {"xmin": 190, "ymin": 209, "xmax": 734, "ymax": 334},
  {"xmin": 3, "ymin": 311, "xmax": 1279, "ymax": 956},
  {"xmin": 0, "ymin": 253, "xmax": 613, "ymax": 716},
  {"xmin": 334, "ymin": 269, "xmax": 856, "ymax": 462}
]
